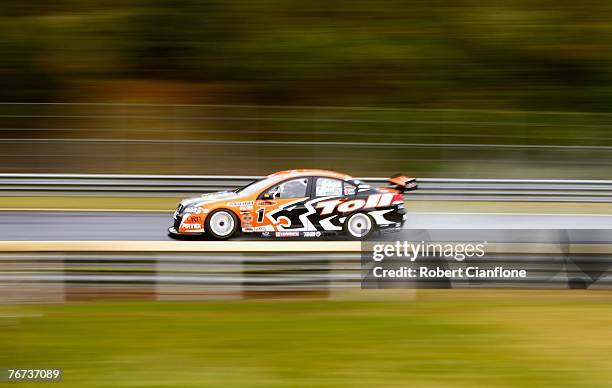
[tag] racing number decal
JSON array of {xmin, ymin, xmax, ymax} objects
[{"xmin": 256, "ymin": 208, "xmax": 265, "ymax": 223}]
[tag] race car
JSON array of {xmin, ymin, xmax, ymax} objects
[{"xmin": 168, "ymin": 169, "xmax": 417, "ymax": 240}]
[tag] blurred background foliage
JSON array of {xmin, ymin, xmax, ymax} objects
[
  {"xmin": 1, "ymin": 0, "xmax": 612, "ymax": 177},
  {"xmin": 3, "ymin": 0, "xmax": 612, "ymax": 109}
]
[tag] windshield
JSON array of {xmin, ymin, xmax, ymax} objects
[{"xmin": 234, "ymin": 178, "xmax": 272, "ymax": 196}]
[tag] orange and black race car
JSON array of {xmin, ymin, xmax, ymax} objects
[{"xmin": 168, "ymin": 169, "xmax": 417, "ymax": 240}]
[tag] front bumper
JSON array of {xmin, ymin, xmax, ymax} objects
[
  {"xmin": 169, "ymin": 210, "xmax": 204, "ymax": 235},
  {"xmin": 168, "ymin": 226, "xmax": 204, "ymax": 236}
]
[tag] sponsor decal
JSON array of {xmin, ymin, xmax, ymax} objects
[
  {"xmin": 181, "ymin": 213, "xmax": 204, "ymax": 232},
  {"xmin": 243, "ymin": 226, "xmax": 270, "ymax": 232},
  {"xmin": 184, "ymin": 214, "xmax": 202, "ymax": 223},
  {"xmin": 183, "ymin": 223, "xmax": 203, "ymax": 231},
  {"xmin": 275, "ymin": 231, "xmax": 300, "ymax": 238},
  {"xmin": 365, "ymin": 194, "xmax": 381, "ymax": 208},
  {"xmin": 316, "ymin": 194, "xmax": 395, "ymax": 215},
  {"xmin": 338, "ymin": 199, "xmax": 366, "ymax": 213},
  {"xmin": 258, "ymin": 200, "xmax": 276, "ymax": 206},
  {"xmin": 241, "ymin": 214, "xmax": 253, "ymax": 222},
  {"xmin": 378, "ymin": 194, "xmax": 393, "ymax": 207},
  {"xmin": 228, "ymin": 201, "xmax": 254, "ymax": 207},
  {"xmin": 303, "ymin": 231, "xmax": 322, "ymax": 238},
  {"xmin": 261, "ymin": 231, "xmax": 271, "ymax": 237},
  {"xmin": 316, "ymin": 199, "xmax": 343, "ymax": 215}
]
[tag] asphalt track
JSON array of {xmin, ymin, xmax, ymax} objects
[{"xmin": 0, "ymin": 210, "xmax": 611, "ymax": 241}]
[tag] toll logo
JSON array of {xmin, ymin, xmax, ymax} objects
[{"xmin": 316, "ymin": 193, "xmax": 397, "ymax": 215}]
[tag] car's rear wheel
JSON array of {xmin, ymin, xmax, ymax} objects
[
  {"xmin": 344, "ymin": 212, "xmax": 374, "ymax": 240},
  {"xmin": 206, "ymin": 209, "xmax": 239, "ymax": 240}
]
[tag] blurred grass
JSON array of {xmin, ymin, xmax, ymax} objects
[{"xmin": 2, "ymin": 290, "xmax": 612, "ymax": 387}]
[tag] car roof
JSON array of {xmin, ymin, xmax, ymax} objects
[{"xmin": 266, "ymin": 169, "xmax": 353, "ymax": 183}]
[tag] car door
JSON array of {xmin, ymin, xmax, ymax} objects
[
  {"xmin": 250, "ymin": 177, "xmax": 315, "ymax": 233},
  {"xmin": 310, "ymin": 177, "xmax": 357, "ymax": 232}
]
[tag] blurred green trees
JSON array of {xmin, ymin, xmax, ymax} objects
[{"xmin": 1, "ymin": 0, "xmax": 612, "ymax": 110}]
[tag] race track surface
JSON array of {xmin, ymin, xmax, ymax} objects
[{"xmin": 0, "ymin": 210, "xmax": 611, "ymax": 241}]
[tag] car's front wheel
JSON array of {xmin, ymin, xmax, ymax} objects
[
  {"xmin": 206, "ymin": 209, "xmax": 239, "ymax": 240},
  {"xmin": 344, "ymin": 212, "xmax": 374, "ymax": 240}
]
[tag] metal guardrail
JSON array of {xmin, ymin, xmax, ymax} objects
[
  {"xmin": 1, "ymin": 242, "xmax": 612, "ymax": 303},
  {"xmin": 2, "ymin": 173, "xmax": 612, "ymax": 202}
]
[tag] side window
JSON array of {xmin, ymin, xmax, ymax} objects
[
  {"xmin": 263, "ymin": 178, "xmax": 308, "ymax": 199},
  {"xmin": 315, "ymin": 178, "xmax": 343, "ymax": 197},
  {"xmin": 343, "ymin": 182, "xmax": 357, "ymax": 196}
]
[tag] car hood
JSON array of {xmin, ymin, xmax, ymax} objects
[{"xmin": 180, "ymin": 191, "xmax": 240, "ymax": 208}]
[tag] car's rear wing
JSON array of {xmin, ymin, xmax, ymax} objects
[{"xmin": 388, "ymin": 174, "xmax": 418, "ymax": 192}]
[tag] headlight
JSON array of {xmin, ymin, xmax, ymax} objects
[{"xmin": 183, "ymin": 206, "xmax": 202, "ymax": 214}]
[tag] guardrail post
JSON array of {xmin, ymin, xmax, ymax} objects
[
  {"xmin": 0, "ymin": 252, "xmax": 65, "ymax": 304},
  {"xmin": 155, "ymin": 252, "xmax": 243, "ymax": 300}
]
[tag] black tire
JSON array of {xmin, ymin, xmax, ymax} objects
[
  {"xmin": 343, "ymin": 212, "xmax": 375, "ymax": 240},
  {"xmin": 205, "ymin": 209, "xmax": 239, "ymax": 240}
]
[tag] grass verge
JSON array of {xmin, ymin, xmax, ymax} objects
[{"xmin": 1, "ymin": 290, "xmax": 612, "ymax": 387}]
